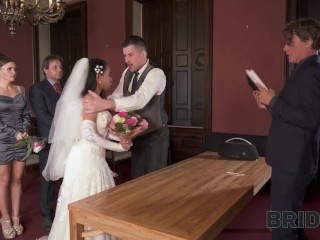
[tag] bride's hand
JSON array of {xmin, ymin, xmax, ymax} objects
[
  {"xmin": 120, "ymin": 138, "xmax": 132, "ymax": 151},
  {"xmin": 108, "ymin": 127, "xmax": 117, "ymax": 137}
]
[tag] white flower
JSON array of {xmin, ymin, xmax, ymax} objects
[
  {"xmin": 112, "ymin": 114, "xmax": 121, "ymax": 123},
  {"xmin": 33, "ymin": 142, "xmax": 43, "ymax": 153},
  {"xmin": 94, "ymin": 65, "xmax": 103, "ymax": 74}
]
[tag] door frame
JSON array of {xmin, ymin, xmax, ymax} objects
[{"xmin": 32, "ymin": 1, "xmax": 87, "ymax": 83}]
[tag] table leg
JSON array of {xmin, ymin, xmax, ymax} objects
[{"xmin": 69, "ymin": 211, "xmax": 84, "ymax": 240}]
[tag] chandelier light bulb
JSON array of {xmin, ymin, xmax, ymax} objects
[{"xmin": 0, "ymin": 0, "xmax": 66, "ymax": 37}]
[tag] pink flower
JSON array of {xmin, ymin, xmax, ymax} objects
[
  {"xmin": 125, "ymin": 117, "xmax": 138, "ymax": 126},
  {"xmin": 33, "ymin": 141, "xmax": 44, "ymax": 153},
  {"xmin": 108, "ymin": 111, "xmax": 148, "ymax": 137},
  {"xmin": 118, "ymin": 111, "xmax": 128, "ymax": 117}
]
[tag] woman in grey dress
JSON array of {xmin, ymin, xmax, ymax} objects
[{"xmin": 0, "ymin": 54, "xmax": 31, "ymax": 239}]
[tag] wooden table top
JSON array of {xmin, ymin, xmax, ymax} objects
[{"xmin": 69, "ymin": 151, "xmax": 271, "ymax": 240}]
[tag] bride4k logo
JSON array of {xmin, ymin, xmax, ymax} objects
[{"xmin": 267, "ymin": 211, "xmax": 320, "ymax": 228}]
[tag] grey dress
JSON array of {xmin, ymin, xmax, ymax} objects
[{"xmin": 0, "ymin": 86, "xmax": 31, "ymax": 164}]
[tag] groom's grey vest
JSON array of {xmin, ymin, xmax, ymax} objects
[{"xmin": 123, "ymin": 64, "xmax": 168, "ymax": 134}]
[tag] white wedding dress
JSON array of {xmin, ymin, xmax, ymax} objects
[{"xmin": 38, "ymin": 111, "xmax": 122, "ymax": 240}]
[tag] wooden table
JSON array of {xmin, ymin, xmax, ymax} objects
[{"xmin": 69, "ymin": 151, "xmax": 271, "ymax": 240}]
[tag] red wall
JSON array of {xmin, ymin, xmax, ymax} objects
[
  {"xmin": 86, "ymin": 0, "xmax": 126, "ymax": 94},
  {"xmin": 0, "ymin": 0, "xmax": 126, "ymax": 95},
  {"xmin": 0, "ymin": 0, "xmax": 288, "ymax": 137},
  {"xmin": 0, "ymin": 23, "xmax": 34, "ymax": 89},
  {"xmin": 212, "ymin": 0, "xmax": 286, "ymax": 136}
]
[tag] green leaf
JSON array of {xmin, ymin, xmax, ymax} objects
[
  {"xmin": 21, "ymin": 147, "xmax": 33, "ymax": 161},
  {"xmin": 12, "ymin": 138, "xmax": 28, "ymax": 148}
]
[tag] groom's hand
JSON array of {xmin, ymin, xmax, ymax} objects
[{"xmin": 83, "ymin": 90, "xmax": 115, "ymax": 113}]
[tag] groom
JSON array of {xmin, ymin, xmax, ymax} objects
[
  {"xmin": 83, "ymin": 35, "xmax": 169, "ymax": 179},
  {"xmin": 29, "ymin": 55, "xmax": 63, "ymax": 230}
]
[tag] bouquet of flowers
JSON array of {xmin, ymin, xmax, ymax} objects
[
  {"xmin": 108, "ymin": 111, "xmax": 148, "ymax": 138},
  {"xmin": 13, "ymin": 136, "xmax": 47, "ymax": 160}
]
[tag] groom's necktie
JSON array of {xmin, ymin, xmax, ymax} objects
[
  {"xmin": 131, "ymin": 72, "xmax": 139, "ymax": 94},
  {"xmin": 53, "ymin": 82, "xmax": 62, "ymax": 95}
]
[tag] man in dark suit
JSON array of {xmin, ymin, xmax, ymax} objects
[
  {"xmin": 29, "ymin": 55, "xmax": 63, "ymax": 230},
  {"xmin": 253, "ymin": 18, "xmax": 320, "ymax": 240}
]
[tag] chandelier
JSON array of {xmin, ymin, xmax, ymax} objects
[{"xmin": 0, "ymin": 0, "xmax": 66, "ymax": 36}]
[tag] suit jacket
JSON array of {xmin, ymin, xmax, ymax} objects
[
  {"xmin": 29, "ymin": 79, "xmax": 61, "ymax": 138},
  {"xmin": 266, "ymin": 55, "xmax": 320, "ymax": 175}
]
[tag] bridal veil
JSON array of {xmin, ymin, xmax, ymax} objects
[{"xmin": 42, "ymin": 58, "xmax": 89, "ymax": 181}]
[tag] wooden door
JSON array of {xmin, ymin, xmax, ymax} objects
[
  {"xmin": 142, "ymin": 0, "xmax": 173, "ymax": 122},
  {"xmin": 141, "ymin": 0, "xmax": 207, "ymax": 127},
  {"xmin": 50, "ymin": 1, "xmax": 87, "ymax": 85},
  {"xmin": 172, "ymin": 0, "xmax": 206, "ymax": 127},
  {"xmin": 139, "ymin": 0, "xmax": 212, "ymax": 163}
]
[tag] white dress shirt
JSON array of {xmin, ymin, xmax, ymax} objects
[{"xmin": 109, "ymin": 60, "xmax": 166, "ymax": 112}]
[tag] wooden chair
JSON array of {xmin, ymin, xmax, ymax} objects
[
  {"xmin": 105, "ymin": 151, "xmax": 131, "ymax": 173},
  {"xmin": 24, "ymin": 153, "xmax": 40, "ymax": 176}
]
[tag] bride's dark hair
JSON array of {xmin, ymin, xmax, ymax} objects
[{"xmin": 81, "ymin": 58, "xmax": 107, "ymax": 96}]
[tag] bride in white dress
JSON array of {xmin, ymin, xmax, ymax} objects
[{"xmin": 38, "ymin": 58, "xmax": 130, "ymax": 240}]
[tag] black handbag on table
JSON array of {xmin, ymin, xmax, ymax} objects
[{"xmin": 218, "ymin": 137, "xmax": 258, "ymax": 160}]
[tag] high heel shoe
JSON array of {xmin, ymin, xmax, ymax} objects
[
  {"xmin": 0, "ymin": 218, "xmax": 16, "ymax": 239},
  {"xmin": 12, "ymin": 216, "xmax": 24, "ymax": 235}
]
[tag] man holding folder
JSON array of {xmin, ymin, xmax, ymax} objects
[{"xmin": 252, "ymin": 18, "xmax": 320, "ymax": 240}]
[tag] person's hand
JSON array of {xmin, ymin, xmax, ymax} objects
[
  {"xmin": 16, "ymin": 132, "xmax": 27, "ymax": 141},
  {"xmin": 128, "ymin": 124, "xmax": 148, "ymax": 138},
  {"xmin": 252, "ymin": 91, "xmax": 267, "ymax": 109},
  {"xmin": 129, "ymin": 118, "xmax": 148, "ymax": 138},
  {"xmin": 256, "ymin": 82, "xmax": 275, "ymax": 106},
  {"xmin": 252, "ymin": 83, "xmax": 275, "ymax": 109},
  {"xmin": 22, "ymin": 132, "xmax": 29, "ymax": 138},
  {"xmin": 120, "ymin": 138, "xmax": 132, "ymax": 151},
  {"xmin": 83, "ymin": 90, "xmax": 108, "ymax": 113},
  {"xmin": 108, "ymin": 127, "xmax": 117, "ymax": 137},
  {"xmin": 118, "ymin": 134, "xmax": 131, "ymax": 143}
]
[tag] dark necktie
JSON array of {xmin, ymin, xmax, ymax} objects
[
  {"xmin": 289, "ymin": 64, "xmax": 297, "ymax": 78},
  {"xmin": 131, "ymin": 72, "xmax": 139, "ymax": 94},
  {"xmin": 53, "ymin": 82, "xmax": 62, "ymax": 95}
]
